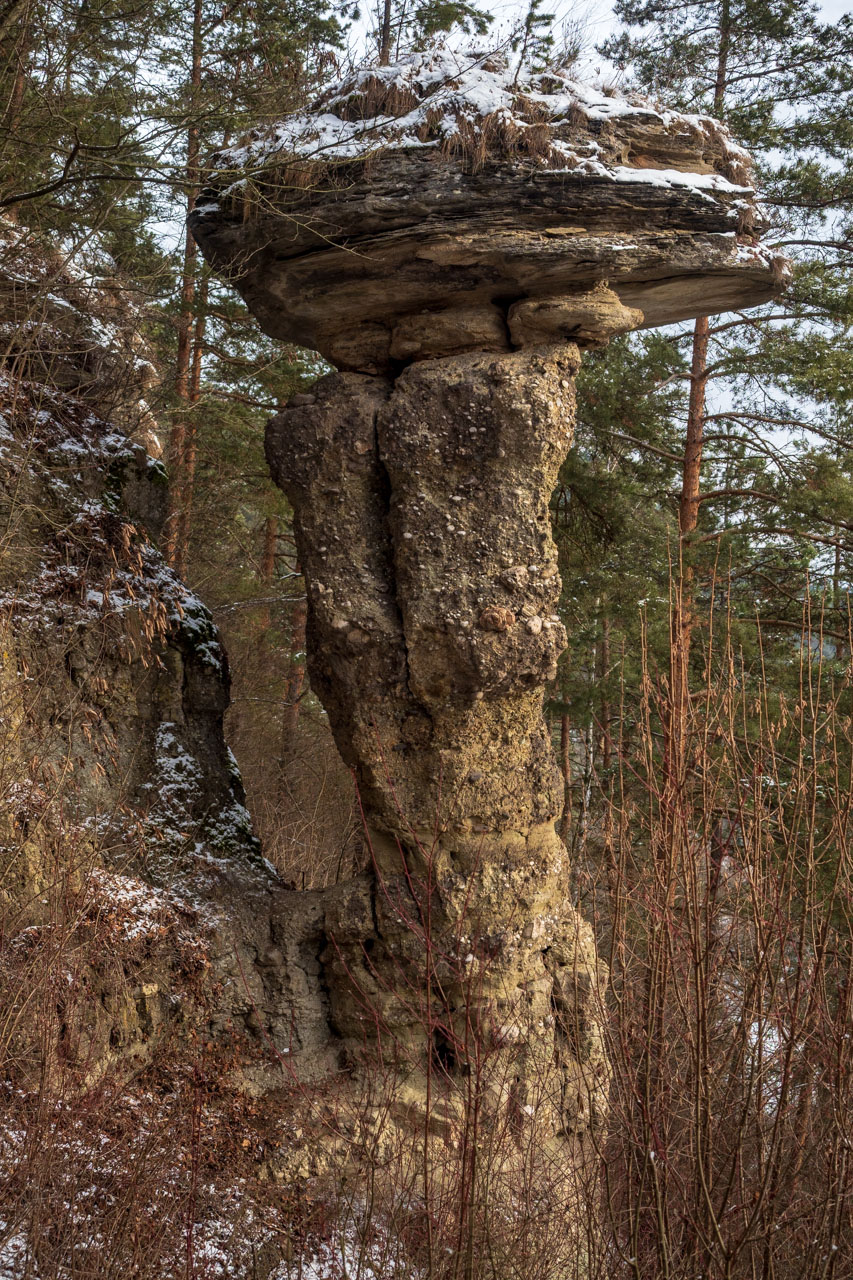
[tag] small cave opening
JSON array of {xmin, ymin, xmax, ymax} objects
[{"xmin": 432, "ymin": 1027, "xmax": 459, "ymax": 1076}]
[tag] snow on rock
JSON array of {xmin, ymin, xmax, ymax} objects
[
  {"xmin": 191, "ymin": 49, "xmax": 786, "ymax": 373},
  {"xmin": 0, "ymin": 215, "xmax": 162, "ymax": 457},
  {"xmin": 0, "ymin": 225, "xmax": 263, "ymax": 897},
  {"xmin": 85, "ymin": 866, "xmax": 211, "ymax": 954},
  {"xmin": 214, "ymin": 47, "xmax": 752, "ymax": 195},
  {"xmin": 140, "ymin": 721, "xmax": 257, "ymax": 861}
]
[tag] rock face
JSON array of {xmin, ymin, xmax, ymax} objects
[
  {"xmin": 0, "ymin": 225, "xmax": 332, "ymax": 1092},
  {"xmin": 191, "ymin": 49, "xmax": 784, "ymax": 1147},
  {"xmin": 266, "ymin": 345, "xmax": 608, "ymax": 1132}
]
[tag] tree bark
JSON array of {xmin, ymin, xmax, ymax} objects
[
  {"xmin": 713, "ymin": 0, "xmax": 731, "ymax": 118},
  {"xmin": 378, "ymin": 0, "xmax": 393, "ymax": 65},
  {"xmin": 280, "ymin": 579, "xmax": 307, "ymax": 766},
  {"xmin": 165, "ymin": 0, "xmax": 202, "ymax": 570},
  {"xmin": 666, "ymin": 0, "xmax": 727, "ymax": 787},
  {"xmin": 599, "ymin": 615, "xmax": 612, "ymax": 772},
  {"xmin": 173, "ymin": 276, "xmax": 207, "ymax": 579},
  {"xmin": 670, "ymin": 314, "xmax": 709, "ymax": 782},
  {"xmin": 559, "ymin": 711, "xmax": 572, "ymax": 845},
  {"xmin": 258, "ymin": 515, "xmax": 278, "ymax": 633}
]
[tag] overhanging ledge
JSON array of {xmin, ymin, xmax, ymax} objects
[{"xmin": 189, "ymin": 48, "xmax": 787, "ymax": 371}]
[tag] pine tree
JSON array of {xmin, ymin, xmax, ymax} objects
[
  {"xmin": 511, "ymin": 0, "xmax": 556, "ymax": 80},
  {"xmin": 550, "ymin": 332, "xmax": 687, "ymax": 794},
  {"xmin": 600, "ymin": 0, "xmax": 853, "ymax": 754},
  {"xmin": 0, "ymin": 1, "xmax": 171, "ymax": 238},
  {"xmin": 563, "ymin": 12, "xmax": 853, "ymax": 1269},
  {"xmin": 155, "ymin": 0, "xmax": 351, "ymax": 574},
  {"xmin": 374, "ymin": 0, "xmax": 491, "ymax": 64}
]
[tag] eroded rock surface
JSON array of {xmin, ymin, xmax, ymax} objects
[
  {"xmin": 266, "ymin": 344, "xmax": 609, "ymax": 1131},
  {"xmin": 0, "ymin": 225, "xmax": 332, "ymax": 1092},
  {"xmin": 190, "ymin": 49, "xmax": 786, "ymax": 373},
  {"xmin": 190, "ymin": 50, "xmax": 786, "ymax": 1151}
]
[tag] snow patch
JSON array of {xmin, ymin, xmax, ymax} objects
[
  {"xmin": 0, "ymin": 1227, "xmax": 34, "ymax": 1280},
  {"xmin": 212, "ymin": 48, "xmax": 752, "ymax": 203},
  {"xmin": 86, "ymin": 866, "xmax": 203, "ymax": 945},
  {"xmin": 271, "ymin": 1226, "xmax": 424, "ymax": 1280}
]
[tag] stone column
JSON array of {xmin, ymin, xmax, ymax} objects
[
  {"xmin": 266, "ymin": 340, "xmax": 608, "ymax": 1135},
  {"xmin": 188, "ymin": 42, "xmax": 784, "ymax": 1159}
]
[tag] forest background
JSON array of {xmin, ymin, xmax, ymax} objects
[
  {"xmin": 4, "ymin": 0, "xmax": 853, "ymax": 883},
  {"xmin": 4, "ymin": 0, "xmax": 853, "ymax": 1274},
  {"xmin": 4, "ymin": 0, "xmax": 848, "ymax": 879}
]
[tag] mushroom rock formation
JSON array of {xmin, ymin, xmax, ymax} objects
[{"xmin": 190, "ymin": 51, "xmax": 786, "ymax": 1135}]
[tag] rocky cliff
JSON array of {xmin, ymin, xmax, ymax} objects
[{"xmin": 0, "ymin": 225, "xmax": 331, "ymax": 1096}]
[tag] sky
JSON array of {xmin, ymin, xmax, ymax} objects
[
  {"xmin": 352, "ymin": 0, "xmax": 852, "ymax": 63},
  {"xmin": 351, "ymin": 0, "xmax": 852, "ymax": 92},
  {"xmin": 351, "ymin": 0, "xmax": 619, "ymax": 67}
]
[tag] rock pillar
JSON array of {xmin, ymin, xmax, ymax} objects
[
  {"xmin": 267, "ymin": 341, "xmax": 608, "ymax": 1135},
  {"xmin": 189, "ymin": 48, "xmax": 784, "ymax": 1145}
]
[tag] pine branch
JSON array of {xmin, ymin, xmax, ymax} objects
[
  {"xmin": 0, "ymin": 140, "xmax": 80, "ymax": 209},
  {"xmin": 0, "ymin": 0, "xmax": 27, "ymax": 39}
]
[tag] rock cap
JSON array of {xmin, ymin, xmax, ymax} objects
[{"xmin": 189, "ymin": 49, "xmax": 788, "ymax": 371}]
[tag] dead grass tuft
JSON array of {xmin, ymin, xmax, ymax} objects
[
  {"xmin": 440, "ymin": 110, "xmax": 563, "ymax": 173},
  {"xmin": 334, "ymin": 77, "xmax": 421, "ymax": 123}
]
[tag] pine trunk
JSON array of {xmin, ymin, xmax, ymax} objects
[
  {"xmin": 599, "ymin": 616, "xmax": 612, "ymax": 772},
  {"xmin": 559, "ymin": 711, "xmax": 572, "ymax": 845},
  {"xmin": 378, "ymin": 0, "xmax": 392, "ymax": 64},
  {"xmin": 165, "ymin": 0, "xmax": 202, "ymax": 570},
  {"xmin": 669, "ymin": 314, "xmax": 709, "ymax": 783},
  {"xmin": 281, "ymin": 582, "xmax": 308, "ymax": 767},
  {"xmin": 173, "ymin": 276, "xmax": 207, "ymax": 579},
  {"xmin": 259, "ymin": 516, "xmax": 278, "ymax": 632}
]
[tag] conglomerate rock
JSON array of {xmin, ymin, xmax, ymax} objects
[
  {"xmin": 191, "ymin": 48, "xmax": 786, "ymax": 1146},
  {"xmin": 266, "ymin": 344, "xmax": 610, "ymax": 1132}
]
